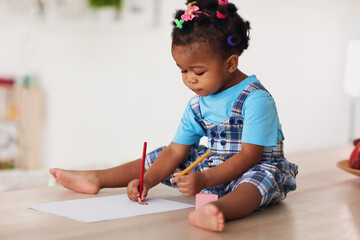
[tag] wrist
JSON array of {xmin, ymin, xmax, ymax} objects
[
  {"xmin": 143, "ymin": 174, "xmax": 158, "ymax": 189},
  {"xmin": 201, "ymin": 171, "xmax": 210, "ymax": 189}
]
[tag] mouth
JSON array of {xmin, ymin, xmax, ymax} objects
[{"xmin": 190, "ymin": 88, "xmax": 201, "ymax": 94}]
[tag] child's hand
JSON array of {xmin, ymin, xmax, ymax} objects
[
  {"xmin": 126, "ymin": 179, "xmax": 149, "ymax": 202},
  {"xmin": 170, "ymin": 171, "xmax": 207, "ymax": 197}
]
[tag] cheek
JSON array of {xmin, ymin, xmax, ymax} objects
[{"xmin": 206, "ymin": 73, "xmax": 222, "ymax": 86}]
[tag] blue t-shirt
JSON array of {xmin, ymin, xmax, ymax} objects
[{"xmin": 173, "ymin": 75, "xmax": 284, "ymax": 147}]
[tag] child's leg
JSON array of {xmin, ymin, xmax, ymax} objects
[
  {"xmin": 49, "ymin": 159, "xmax": 142, "ymax": 194},
  {"xmin": 188, "ymin": 182, "xmax": 261, "ymax": 232}
]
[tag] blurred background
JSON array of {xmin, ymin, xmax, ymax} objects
[{"xmin": 0, "ymin": 0, "xmax": 359, "ymax": 191}]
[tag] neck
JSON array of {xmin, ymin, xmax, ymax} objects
[
  {"xmin": 234, "ymin": 69, "xmax": 248, "ymax": 83},
  {"xmin": 225, "ymin": 69, "xmax": 248, "ymax": 89},
  {"xmin": 214, "ymin": 69, "xmax": 247, "ymax": 94}
]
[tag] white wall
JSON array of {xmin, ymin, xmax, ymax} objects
[{"xmin": 0, "ymin": 0, "xmax": 359, "ymax": 169}]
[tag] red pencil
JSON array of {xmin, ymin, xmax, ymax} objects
[{"xmin": 138, "ymin": 142, "xmax": 147, "ymax": 202}]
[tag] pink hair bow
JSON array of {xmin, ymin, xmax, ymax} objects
[
  {"xmin": 216, "ymin": 11, "xmax": 227, "ymax": 19},
  {"xmin": 218, "ymin": 0, "xmax": 228, "ymax": 6},
  {"xmin": 181, "ymin": 5, "xmax": 202, "ymax": 21}
]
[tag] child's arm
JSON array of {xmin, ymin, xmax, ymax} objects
[
  {"xmin": 127, "ymin": 142, "xmax": 192, "ymax": 201},
  {"xmin": 170, "ymin": 143, "xmax": 263, "ymax": 196}
]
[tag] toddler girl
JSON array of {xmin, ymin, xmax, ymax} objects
[{"xmin": 50, "ymin": 0, "xmax": 298, "ymax": 232}]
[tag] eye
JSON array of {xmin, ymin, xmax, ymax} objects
[
  {"xmin": 181, "ymin": 70, "xmax": 187, "ymax": 74},
  {"xmin": 195, "ymin": 72, "xmax": 205, "ymax": 76}
]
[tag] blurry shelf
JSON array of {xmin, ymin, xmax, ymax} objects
[
  {"xmin": 0, "ymin": 85, "xmax": 44, "ymax": 170},
  {"xmin": 15, "ymin": 87, "xmax": 44, "ymax": 169}
]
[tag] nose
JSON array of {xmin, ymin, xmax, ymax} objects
[{"xmin": 184, "ymin": 73, "xmax": 197, "ymax": 85}]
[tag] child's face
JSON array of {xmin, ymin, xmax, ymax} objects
[{"xmin": 172, "ymin": 42, "xmax": 234, "ymax": 96}]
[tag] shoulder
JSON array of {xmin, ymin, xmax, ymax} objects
[
  {"xmin": 242, "ymin": 76, "xmax": 275, "ymax": 107},
  {"xmin": 241, "ymin": 77, "xmax": 276, "ymax": 115},
  {"xmin": 242, "ymin": 90, "xmax": 277, "ymax": 125}
]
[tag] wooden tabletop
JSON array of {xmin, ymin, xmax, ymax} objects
[{"xmin": 1, "ymin": 144, "xmax": 359, "ymax": 240}]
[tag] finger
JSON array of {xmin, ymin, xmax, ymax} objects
[
  {"xmin": 170, "ymin": 172, "xmax": 181, "ymax": 183},
  {"xmin": 177, "ymin": 183, "xmax": 190, "ymax": 193},
  {"xmin": 127, "ymin": 186, "xmax": 136, "ymax": 201},
  {"xmin": 126, "ymin": 185, "xmax": 134, "ymax": 201},
  {"xmin": 132, "ymin": 186, "xmax": 140, "ymax": 199},
  {"xmin": 170, "ymin": 177, "xmax": 177, "ymax": 184},
  {"xmin": 170, "ymin": 174, "xmax": 185, "ymax": 184},
  {"xmin": 177, "ymin": 186, "xmax": 195, "ymax": 197},
  {"xmin": 140, "ymin": 187, "xmax": 148, "ymax": 201},
  {"xmin": 176, "ymin": 173, "xmax": 189, "ymax": 181},
  {"xmin": 178, "ymin": 188, "xmax": 192, "ymax": 197},
  {"xmin": 138, "ymin": 188, "xmax": 144, "ymax": 202},
  {"xmin": 127, "ymin": 182, "xmax": 140, "ymax": 202},
  {"xmin": 176, "ymin": 181, "xmax": 187, "ymax": 188}
]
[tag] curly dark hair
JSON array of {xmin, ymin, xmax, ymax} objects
[{"xmin": 171, "ymin": 0, "xmax": 251, "ymax": 59}]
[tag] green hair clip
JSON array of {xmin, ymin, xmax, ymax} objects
[{"xmin": 174, "ymin": 19, "xmax": 185, "ymax": 29}]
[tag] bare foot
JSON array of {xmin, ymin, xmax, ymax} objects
[
  {"xmin": 188, "ymin": 203, "xmax": 225, "ymax": 232},
  {"xmin": 49, "ymin": 168, "xmax": 101, "ymax": 194}
]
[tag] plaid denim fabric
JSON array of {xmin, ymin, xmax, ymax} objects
[
  {"xmin": 145, "ymin": 146, "xmax": 298, "ymax": 210},
  {"xmin": 190, "ymin": 82, "xmax": 284, "ymax": 157},
  {"xmin": 144, "ymin": 145, "xmax": 208, "ymax": 188},
  {"xmin": 233, "ymin": 159, "xmax": 298, "ymax": 209},
  {"xmin": 145, "ymin": 82, "xmax": 298, "ymax": 209}
]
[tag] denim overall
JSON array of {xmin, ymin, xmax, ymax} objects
[{"xmin": 145, "ymin": 82, "xmax": 298, "ymax": 209}]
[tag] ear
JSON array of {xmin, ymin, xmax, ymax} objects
[{"xmin": 225, "ymin": 54, "xmax": 239, "ymax": 73}]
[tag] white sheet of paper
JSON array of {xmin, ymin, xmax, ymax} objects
[{"xmin": 28, "ymin": 194, "xmax": 194, "ymax": 223}]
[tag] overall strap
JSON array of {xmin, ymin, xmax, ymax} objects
[
  {"xmin": 231, "ymin": 82, "xmax": 270, "ymax": 118},
  {"xmin": 190, "ymin": 95, "xmax": 202, "ymax": 120},
  {"xmin": 189, "ymin": 95, "xmax": 210, "ymax": 130}
]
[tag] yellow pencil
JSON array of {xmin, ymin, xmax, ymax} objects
[{"xmin": 176, "ymin": 150, "xmax": 212, "ymax": 177}]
